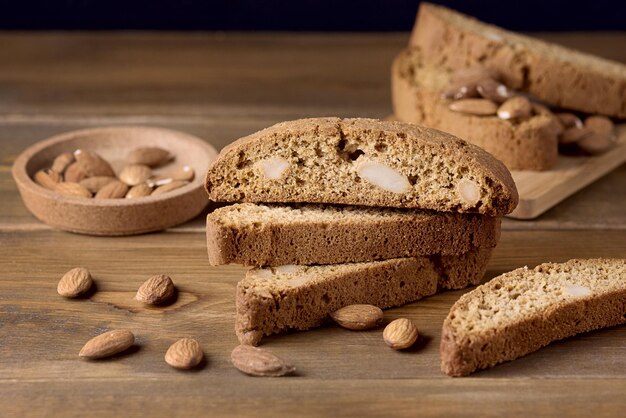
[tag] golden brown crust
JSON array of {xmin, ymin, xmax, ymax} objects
[
  {"xmin": 392, "ymin": 48, "xmax": 559, "ymax": 171},
  {"xmin": 440, "ymin": 258, "xmax": 626, "ymax": 376},
  {"xmin": 205, "ymin": 117, "xmax": 518, "ymax": 216},
  {"xmin": 236, "ymin": 246, "xmax": 493, "ymax": 345},
  {"xmin": 206, "ymin": 203, "xmax": 501, "ymax": 266},
  {"xmin": 411, "ymin": 3, "xmax": 626, "ymax": 118}
]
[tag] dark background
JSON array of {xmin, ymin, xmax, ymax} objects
[{"xmin": 1, "ymin": 0, "xmax": 625, "ymax": 31}]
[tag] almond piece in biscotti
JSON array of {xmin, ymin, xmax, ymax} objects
[
  {"xmin": 95, "ymin": 180, "xmax": 129, "ymax": 199},
  {"xmin": 497, "ymin": 96, "xmax": 532, "ymax": 121},
  {"xmin": 456, "ymin": 179, "xmax": 481, "ymax": 206},
  {"xmin": 79, "ymin": 176, "xmax": 117, "ymax": 193},
  {"xmin": 254, "ymin": 157, "xmax": 290, "ymax": 180},
  {"xmin": 51, "ymin": 152, "xmax": 75, "ymax": 174},
  {"xmin": 330, "ymin": 304, "xmax": 384, "ymax": 330},
  {"xmin": 476, "ymin": 78, "xmax": 513, "ymax": 103},
  {"xmin": 34, "ymin": 169, "xmax": 61, "ymax": 190},
  {"xmin": 356, "ymin": 161, "xmax": 411, "ymax": 194},
  {"xmin": 449, "ymin": 99, "xmax": 498, "ymax": 116}
]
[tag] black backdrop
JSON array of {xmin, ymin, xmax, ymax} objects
[{"xmin": 1, "ymin": 0, "xmax": 625, "ymax": 31}]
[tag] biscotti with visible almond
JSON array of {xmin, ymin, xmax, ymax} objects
[
  {"xmin": 410, "ymin": 3, "xmax": 626, "ymax": 118},
  {"xmin": 236, "ymin": 245, "xmax": 493, "ymax": 345},
  {"xmin": 392, "ymin": 48, "xmax": 559, "ymax": 171},
  {"xmin": 205, "ymin": 117, "xmax": 518, "ymax": 216},
  {"xmin": 207, "ymin": 203, "xmax": 501, "ymax": 266},
  {"xmin": 440, "ymin": 258, "xmax": 626, "ymax": 377}
]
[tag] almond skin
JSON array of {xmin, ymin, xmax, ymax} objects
[
  {"xmin": 50, "ymin": 152, "xmax": 75, "ymax": 174},
  {"xmin": 231, "ymin": 345, "xmax": 295, "ymax": 377},
  {"xmin": 57, "ymin": 267, "xmax": 93, "ymax": 298},
  {"xmin": 135, "ymin": 274, "xmax": 175, "ymax": 305},
  {"xmin": 153, "ymin": 165, "xmax": 195, "ymax": 183},
  {"xmin": 151, "ymin": 180, "xmax": 188, "ymax": 196},
  {"xmin": 125, "ymin": 183, "xmax": 154, "ymax": 198},
  {"xmin": 329, "ymin": 304, "xmax": 383, "ymax": 330},
  {"xmin": 95, "ymin": 180, "xmax": 129, "ymax": 199},
  {"xmin": 127, "ymin": 147, "xmax": 172, "ymax": 167},
  {"xmin": 64, "ymin": 162, "xmax": 89, "ymax": 183},
  {"xmin": 165, "ymin": 338, "xmax": 204, "ymax": 369},
  {"xmin": 54, "ymin": 182, "xmax": 92, "ymax": 198},
  {"xmin": 74, "ymin": 149, "xmax": 115, "ymax": 177},
  {"xmin": 119, "ymin": 164, "xmax": 153, "ymax": 186},
  {"xmin": 34, "ymin": 169, "xmax": 61, "ymax": 190},
  {"xmin": 79, "ymin": 176, "xmax": 117, "ymax": 193},
  {"xmin": 449, "ymin": 98, "xmax": 498, "ymax": 116},
  {"xmin": 79, "ymin": 330, "xmax": 135, "ymax": 359},
  {"xmin": 383, "ymin": 318, "xmax": 418, "ymax": 350}
]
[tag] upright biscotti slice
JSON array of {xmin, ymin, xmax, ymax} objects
[
  {"xmin": 207, "ymin": 203, "xmax": 501, "ymax": 266},
  {"xmin": 441, "ymin": 258, "xmax": 626, "ymax": 377},
  {"xmin": 392, "ymin": 48, "xmax": 559, "ymax": 171},
  {"xmin": 205, "ymin": 118, "xmax": 518, "ymax": 216},
  {"xmin": 410, "ymin": 3, "xmax": 626, "ymax": 118},
  {"xmin": 236, "ymin": 246, "xmax": 493, "ymax": 345}
]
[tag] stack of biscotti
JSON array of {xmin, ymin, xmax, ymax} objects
[
  {"xmin": 392, "ymin": 2, "xmax": 624, "ymax": 171},
  {"xmin": 204, "ymin": 117, "xmax": 518, "ymax": 345}
]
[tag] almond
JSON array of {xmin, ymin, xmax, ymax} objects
[
  {"xmin": 456, "ymin": 179, "xmax": 481, "ymax": 206},
  {"xmin": 383, "ymin": 318, "xmax": 418, "ymax": 350},
  {"xmin": 125, "ymin": 183, "xmax": 154, "ymax": 198},
  {"xmin": 255, "ymin": 157, "xmax": 290, "ymax": 180},
  {"xmin": 555, "ymin": 113, "xmax": 583, "ymax": 129},
  {"xmin": 34, "ymin": 169, "xmax": 61, "ymax": 190},
  {"xmin": 231, "ymin": 345, "xmax": 295, "ymax": 377},
  {"xmin": 94, "ymin": 180, "xmax": 129, "ymax": 199},
  {"xmin": 151, "ymin": 180, "xmax": 188, "ymax": 196},
  {"xmin": 585, "ymin": 115, "xmax": 615, "ymax": 137},
  {"xmin": 578, "ymin": 132, "xmax": 616, "ymax": 155},
  {"xmin": 497, "ymin": 96, "xmax": 531, "ymax": 121},
  {"xmin": 356, "ymin": 161, "xmax": 410, "ymax": 194},
  {"xmin": 330, "ymin": 304, "xmax": 383, "ymax": 330},
  {"xmin": 559, "ymin": 126, "xmax": 593, "ymax": 145},
  {"xmin": 135, "ymin": 274, "xmax": 175, "ymax": 305},
  {"xmin": 127, "ymin": 147, "xmax": 173, "ymax": 167},
  {"xmin": 119, "ymin": 164, "xmax": 153, "ymax": 186},
  {"xmin": 54, "ymin": 182, "xmax": 92, "ymax": 198},
  {"xmin": 449, "ymin": 98, "xmax": 497, "ymax": 116},
  {"xmin": 476, "ymin": 78, "xmax": 513, "ymax": 103},
  {"xmin": 74, "ymin": 149, "xmax": 115, "ymax": 177},
  {"xmin": 153, "ymin": 165, "xmax": 195, "ymax": 182},
  {"xmin": 64, "ymin": 162, "xmax": 89, "ymax": 183},
  {"xmin": 50, "ymin": 152, "xmax": 75, "ymax": 174},
  {"xmin": 79, "ymin": 176, "xmax": 117, "ymax": 193},
  {"xmin": 165, "ymin": 338, "xmax": 204, "ymax": 369},
  {"xmin": 79, "ymin": 330, "xmax": 135, "ymax": 359},
  {"xmin": 57, "ymin": 267, "xmax": 93, "ymax": 298}
]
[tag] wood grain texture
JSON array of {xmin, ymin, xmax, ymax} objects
[{"xmin": 0, "ymin": 31, "xmax": 625, "ymax": 417}]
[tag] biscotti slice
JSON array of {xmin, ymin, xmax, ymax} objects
[
  {"xmin": 441, "ymin": 258, "xmax": 626, "ymax": 377},
  {"xmin": 410, "ymin": 3, "xmax": 626, "ymax": 118},
  {"xmin": 207, "ymin": 202, "xmax": 501, "ymax": 266},
  {"xmin": 205, "ymin": 117, "xmax": 518, "ymax": 216},
  {"xmin": 392, "ymin": 48, "xmax": 559, "ymax": 171},
  {"xmin": 236, "ymin": 245, "xmax": 493, "ymax": 345}
]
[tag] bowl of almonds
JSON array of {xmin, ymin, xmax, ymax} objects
[{"xmin": 12, "ymin": 126, "xmax": 218, "ymax": 235}]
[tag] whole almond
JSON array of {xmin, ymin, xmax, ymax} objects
[
  {"xmin": 231, "ymin": 345, "xmax": 295, "ymax": 377},
  {"xmin": 34, "ymin": 169, "xmax": 61, "ymax": 190},
  {"xmin": 449, "ymin": 99, "xmax": 498, "ymax": 116},
  {"xmin": 64, "ymin": 162, "xmax": 89, "ymax": 183},
  {"xmin": 476, "ymin": 78, "xmax": 513, "ymax": 103},
  {"xmin": 585, "ymin": 115, "xmax": 615, "ymax": 136},
  {"xmin": 127, "ymin": 147, "xmax": 173, "ymax": 167},
  {"xmin": 330, "ymin": 304, "xmax": 383, "ymax": 330},
  {"xmin": 383, "ymin": 318, "xmax": 418, "ymax": 350},
  {"xmin": 79, "ymin": 330, "xmax": 135, "ymax": 359},
  {"xmin": 57, "ymin": 267, "xmax": 93, "ymax": 297},
  {"xmin": 135, "ymin": 274, "xmax": 175, "ymax": 305},
  {"xmin": 556, "ymin": 112, "xmax": 583, "ymax": 129},
  {"xmin": 119, "ymin": 164, "xmax": 153, "ymax": 186},
  {"xmin": 79, "ymin": 176, "xmax": 117, "ymax": 193},
  {"xmin": 55, "ymin": 182, "xmax": 92, "ymax": 198},
  {"xmin": 94, "ymin": 180, "xmax": 129, "ymax": 199},
  {"xmin": 74, "ymin": 149, "xmax": 115, "ymax": 177},
  {"xmin": 125, "ymin": 183, "xmax": 154, "ymax": 198},
  {"xmin": 578, "ymin": 132, "xmax": 616, "ymax": 155},
  {"xmin": 154, "ymin": 165, "xmax": 195, "ymax": 182},
  {"xmin": 51, "ymin": 152, "xmax": 75, "ymax": 174},
  {"xmin": 559, "ymin": 126, "xmax": 593, "ymax": 145},
  {"xmin": 165, "ymin": 338, "xmax": 204, "ymax": 369},
  {"xmin": 497, "ymin": 96, "xmax": 531, "ymax": 121},
  {"xmin": 151, "ymin": 180, "xmax": 188, "ymax": 196}
]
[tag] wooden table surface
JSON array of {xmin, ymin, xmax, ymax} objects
[{"xmin": 0, "ymin": 31, "xmax": 624, "ymax": 417}]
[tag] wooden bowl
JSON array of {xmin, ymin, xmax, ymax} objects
[{"xmin": 12, "ymin": 126, "xmax": 218, "ymax": 235}]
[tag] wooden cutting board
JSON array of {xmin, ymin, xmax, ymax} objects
[{"xmin": 508, "ymin": 124, "xmax": 626, "ymax": 219}]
